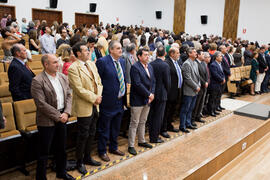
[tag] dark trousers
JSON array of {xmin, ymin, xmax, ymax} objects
[
  {"xmin": 36, "ymin": 123, "xmax": 67, "ymax": 180},
  {"xmin": 97, "ymin": 109, "xmax": 123, "ymax": 155},
  {"xmin": 179, "ymin": 95, "xmax": 197, "ymax": 129},
  {"xmin": 161, "ymin": 100, "xmax": 177, "ymax": 132},
  {"xmin": 76, "ymin": 107, "xmax": 97, "ymax": 163},
  {"xmin": 261, "ymin": 72, "xmax": 270, "ymax": 92},
  {"xmin": 192, "ymin": 88, "xmax": 207, "ymax": 121},
  {"xmin": 207, "ymin": 88, "xmax": 222, "ymax": 113},
  {"xmin": 148, "ymin": 100, "xmax": 166, "ymax": 141}
]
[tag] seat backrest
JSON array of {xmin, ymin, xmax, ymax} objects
[
  {"xmin": 13, "ymin": 99, "xmax": 37, "ymax": 131},
  {"xmin": 234, "ymin": 67, "xmax": 241, "ymax": 81},
  {"xmin": 239, "ymin": 66, "xmax": 246, "ymax": 79},
  {"xmin": 4, "ymin": 62, "xmax": 10, "ymax": 72},
  {"xmin": 32, "ymin": 69, "xmax": 43, "ymax": 75},
  {"xmin": 0, "ymin": 85, "xmax": 12, "ymax": 103},
  {"xmin": 0, "ymin": 63, "xmax": 4, "ymax": 72},
  {"xmin": 0, "ymin": 102, "xmax": 16, "ymax": 134},
  {"xmin": 28, "ymin": 61, "xmax": 43, "ymax": 70},
  {"xmin": 0, "ymin": 72, "xmax": 9, "ymax": 86},
  {"xmin": 245, "ymin": 65, "xmax": 251, "ymax": 77},
  {"xmin": 31, "ymin": 55, "xmax": 42, "ymax": 61},
  {"xmin": 229, "ymin": 68, "xmax": 236, "ymax": 81}
]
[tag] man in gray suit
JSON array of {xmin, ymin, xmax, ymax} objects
[
  {"xmin": 31, "ymin": 54, "xmax": 74, "ymax": 180},
  {"xmin": 179, "ymin": 47, "xmax": 201, "ymax": 133},
  {"xmin": 191, "ymin": 50, "xmax": 209, "ymax": 125}
]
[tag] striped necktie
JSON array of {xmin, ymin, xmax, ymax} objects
[
  {"xmin": 173, "ymin": 60, "xmax": 182, "ymax": 88},
  {"xmin": 115, "ymin": 61, "xmax": 125, "ymax": 95}
]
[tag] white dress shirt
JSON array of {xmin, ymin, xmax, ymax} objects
[{"xmin": 45, "ymin": 72, "xmax": 64, "ymax": 110}]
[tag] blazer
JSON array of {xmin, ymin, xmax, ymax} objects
[
  {"xmin": 8, "ymin": 58, "xmax": 35, "ymax": 101},
  {"xmin": 130, "ymin": 61, "xmax": 155, "ymax": 106},
  {"xmin": 257, "ymin": 53, "xmax": 268, "ymax": 73},
  {"xmin": 209, "ymin": 61, "xmax": 225, "ymax": 91},
  {"xmin": 165, "ymin": 57, "xmax": 182, "ymax": 101},
  {"xmin": 122, "ymin": 52, "xmax": 134, "ymax": 84},
  {"xmin": 68, "ymin": 60, "xmax": 103, "ymax": 117},
  {"xmin": 150, "ymin": 58, "xmax": 171, "ymax": 101},
  {"xmin": 195, "ymin": 60, "xmax": 209, "ymax": 88},
  {"xmin": 181, "ymin": 58, "xmax": 201, "ymax": 96},
  {"xmin": 31, "ymin": 71, "xmax": 72, "ymax": 127},
  {"xmin": 221, "ymin": 55, "xmax": 231, "ymax": 79},
  {"xmin": 96, "ymin": 55, "xmax": 126, "ymax": 113}
]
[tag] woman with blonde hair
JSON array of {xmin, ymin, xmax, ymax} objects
[{"xmin": 29, "ymin": 29, "xmax": 40, "ymax": 54}]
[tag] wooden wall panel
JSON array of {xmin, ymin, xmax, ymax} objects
[
  {"xmin": 222, "ymin": 0, "xmax": 240, "ymax": 40},
  {"xmin": 75, "ymin": 13, "xmax": 99, "ymax": 28},
  {"xmin": 173, "ymin": 0, "xmax": 186, "ymax": 34},
  {"xmin": 32, "ymin": 8, "xmax": 62, "ymax": 27},
  {"xmin": 0, "ymin": 5, "xmax": 16, "ymax": 20}
]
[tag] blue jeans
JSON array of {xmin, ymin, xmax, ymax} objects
[{"xmin": 179, "ymin": 95, "xmax": 197, "ymax": 129}]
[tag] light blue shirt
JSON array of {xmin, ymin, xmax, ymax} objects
[
  {"xmin": 171, "ymin": 58, "xmax": 183, "ymax": 88},
  {"xmin": 40, "ymin": 34, "xmax": 56, "ymax": 54},
  {"xmin": 21, "ymin": 22, "xmax": 28, "ymax": 33}
]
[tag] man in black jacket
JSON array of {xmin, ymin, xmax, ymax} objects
[{"xmin": 257, "ymin": 46, "xmax": 268, "ymax": 93}]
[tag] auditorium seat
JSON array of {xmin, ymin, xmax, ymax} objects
[
  {"xmin": 0, "ymin": 85, "xmax": 12, "ymax": 103},
  {"xmin": 0, "ymin": 63, "xmax": 4, "ymax": 72},
  {"xmin": 227, "ymin": 68, "xmax": 238, "ymax": 93},
  {"xmin": 240, "ymin": 66, "xmax": 252, "ymax": 86},
  {"xmin": 32, "ymin": 69, "xmax": 43, "ymax": 75},
  {"xmin": 13, "ymin": 99, "xmax": 37, "ymax": 133},
  {"xmin": 0, "ymin": 102, "xmax": 20, "ymax": 139},
  {"xmin": 31, "ymin": 54, "xmax": 42, "ymax": 61},
  {"xmin": 27, "ymin": 61, "xmax": 43, "ymax": 71},
  {"xmin": 0, "ymin": 72, "xmax": 9, "ymax": 86},
  {"xmin": 4, "ymin": 62, "xmax": 10, "ymax": 72}
]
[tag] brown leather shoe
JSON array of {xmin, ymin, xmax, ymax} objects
[
  {"xmin": 99, "ymin": 153, "xmax": 110, "ymax": 162},
  {"xmin": 109, "ymin": 149, "xmax": 125, "ymax": 156}
]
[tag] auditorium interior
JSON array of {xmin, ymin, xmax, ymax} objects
[{"xmin": 0, "ymin": 0, "xmax": 270, "ymax": 180}]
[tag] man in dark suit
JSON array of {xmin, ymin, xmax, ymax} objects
[
  {"xmin": 31, "ymin": 54, "xmax": 74, "ymax": 180},
  {"xmin": 259, "ymin": 46, "xmax": 269, "ymax": 93},
  {"xmin": 96, "ymin": 40, "xmax": 126, "ymax": 162},
  {"xmin": 127, "ymin": 48, "xmax": 155, "ymax": 155},
  {"xmin": 8, "ymin": 44, "xmax": 35, "ymax": 101},
  {"xmin": 148, "ymin": 45, "xmax": 171, "ymax": 143},
  {"xmin": 161, "ymin": 47, "xmax": 182, "ymax": 138},
  {"xmin": 179, "ymin": 47, "xmax": 200, "ymax": 133},
  {"xmin": 192, "ymin": 50, "xmax": 209, "ymax": 125},
  {"xmin": 207, "ymin": 51, "xmax": 226, "ymax": 117}
]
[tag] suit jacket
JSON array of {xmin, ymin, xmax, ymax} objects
[
  {"xmin": 96, "ymin": 55, "xmax": 126, "ymax": 114},
  {"xmin": 257, "ymin": 53, "xmax": 268, "ymax": 73},
  {"xmin": 31, "ymin": 71, "xmax": 72, "ymax": 127},
  {"xmin": 209, "ymin": 61, "xmax": 225, "ymax": 91},
  {"xmin": 68, "ymin": 60, "xmax": 103, "ymax": 117},
  {"xmin": 224, "ymin": 53, "xmax": 231, "ymax": 66},
  {"xmin": 266, "ymin": 54, "xmax": 270, "ymax": 74},
  {"xmin": 195, "ymin": 60, "xmax": 208, "ymax": 88},
  {"xmin": 221, "ymin": 55, "xmax": 231, "ymax": 79},
  {"xmin": 181, "ymin": 58, "xmax": 200, "ymax": 96},
  {"xmin": 122, "ymin": 52, "xmax": 134, "ymax": 84},
  {"xmin": 166, "ymin": 57, "xmax": 182, "ymax": 101},
  {"xmin": 8, "ymin": 58, "xmax": 35, "ymax": 101},
  {"xmin": 150, "ymin": 58, "xmax": 171, "ymax": 101},
  {"xmin": 130, "ymin": 61, "xmax": 155, "ymax": 106}
]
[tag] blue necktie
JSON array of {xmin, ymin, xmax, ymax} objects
[
  {"xmin": 115, "ymin": 61, "xmax": 125, "ymax": 96},
  {"xmin": 174, "ymin": 60, "xmax": 182, "ymax": 88}
]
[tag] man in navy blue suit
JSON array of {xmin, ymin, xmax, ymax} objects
[
  {"xmin": 8, "ymin": 44, "xmax": 35, "ymax": 101},
  {"xmin": 148, "ymin": 45, "xmax": 171, "ymax": 143},
  {"xmin": 207, "ymin": 51, "xmax": 226, "ymax": 117},
  {"xmin": 127, "ymin": 48, "xmax": 155, "ymax": 155},
  {"xmin": 96, "ymin": 40, "xmax": 126, "ymax": 162}
]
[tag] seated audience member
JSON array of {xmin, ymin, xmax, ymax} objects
[
  {"xmin": 8, "ymin": 44, "xmax": 35, "ymax": 101},
  {"xmin": 148, "ymin": 45, "xmax": 171, "ymax": 143},
  {"xmin": 28, "ymin": 29, "xmax": 40, "ymax": 54},
  {"xmin": 56, "ymin": 28, "xmax": 70, "ymax": 49},
  {"xmin": 250, "ymin": 51, "xmax": 259, "ymax": 95},
  {"xmin": 1, "ymin": 27, "xmax": 22, "ymax": 61},
  {"xmin": 31, "ymin": 54, "xmax": 74, "ymax": 180},
  {"xmin": 128, "ymin": 47, "xmax": 154, "ymax": 155},
  {"xmin": 21, "ymin": 17, "xmax": 28, "ymax": 34},
  {"xmin": 207, "ymin": 51, "xmax": 225, "ymax": 117},
  {"xmin": 179, "ymin": 47, "xmax": 200, "ymax": 133},
  {"xmin": 40, "ymin": 26, "xmax": 56, "ymax": 54}
]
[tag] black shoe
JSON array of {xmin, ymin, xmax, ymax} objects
[
  {"xmin": 138, "ymin": 142, "xmax": 153, "ymax": 148},
  {"xmin": 84, "ymin": 158, "xmax": 101, "ymax": 166},
  {"xmin": 56, "ymin": 173, "xmax": 75, "ymax": 180},
  {"xmin": 160, "ymin": 132, "xmax": 170, "ymax": 138},
  {"xmin": 179, "ymin": 128, "xmax": 190, "ymax": 133},
  {"xmin": 76, "ymin": 163, "xmax": 87, "ymax": 175},
  {"xmin": 210, "ymin": 112, "xmax": 216, "ymax": 117},
  {"xmin": 216, "ymin": 108, "xmax": 222, "ymax": 112},
  {"xmin": 214, "ymin": 111, "xmax": 220, "ymax": 115},
  {"xmin": 167, "ymin": 128, "xmax": 179, "ymax": 132},
  {"xmin": 219, "ymin": 106, "xmax": 225, "ymax": 110},
  {"xmin": 150, "ymin": 138, "xmax": 164, "ymax": 143},
  {"xmin": 191, "ymin": 122, "xmax": 197, "ymax": 127},
  {"xmin": 195, "ymin": 118, "xmax": 205, "ymax": 123},
  {"xmin": 186, "ymin": 125, "xmax": 197, "ymax": 130},
  {"xmin": 128, "ymin": 147, "xmax": 137, "ymax": 155}
]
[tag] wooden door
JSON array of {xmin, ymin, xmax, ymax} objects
[
  {"xmin": 0, "ymin": 5, "xmax": 15, "ymax": 20},
  {"xmin": 75, "ymin": 13, "xmax": 99, "ymax": 28},
  {"xmin": 32, "ymin": 8, "xmax": 62, "ymax": 27}
]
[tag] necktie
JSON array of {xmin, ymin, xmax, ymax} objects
[
  {"xmin": 25, "ymin": 63, "xmax": 35, "ymax": 75},
  {"xmin": 84, "ymin": 63, "xmax": 98, "ymax": 94},
  {"xmin": 174, "ymin": 60, "xmax": 182, "ymax": 88},
  {"xmin": 115, "ymin": 61, "xmax": 125, "ymax": 95},
  {"xmin": 223, "ymin": 55, "xmax": 230, "ymax": 67}
]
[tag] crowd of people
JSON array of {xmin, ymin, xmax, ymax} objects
[{"xmin": 1, "ymin": 16, "xmax": 270, "ymax": 180}]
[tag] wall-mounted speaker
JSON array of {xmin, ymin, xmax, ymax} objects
[
  {"xmin": 50, "ymin": 0, "xmax": 58, "ymax": 8},
  {"xmin": 201, "ymin": 15, "xmax": 208, "ymax": 24},
  {"xmin": 0, "ymin": 0, "xmax": 8, "ymax": 2},
  {"xmin": 90, "ymin": 3, "xmax": 97, "ymax": 12},
  {"xmin": 156, "ymin": 11, "xmax": 162, "ymax": 19}
]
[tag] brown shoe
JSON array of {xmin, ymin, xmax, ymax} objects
[
  {"xmin": 99, "ymin": 153, "xmax": 110, "ymax": 162},
  {"xmin": 109, "ymin": 149, "xmax": 125, "ymax": 156}
]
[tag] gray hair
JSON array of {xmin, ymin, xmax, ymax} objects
[
  {"xmin": 41, "ymin": 54, "xmax": 49, "ymax": 66},
  {"xmin": 126, "ymin": 43, "xmax": 136, "ymax": 53},
  {"xmin": 203, "ymin": 52, "xmax": 210, "ymax": 58},
  {"xmin": 108, "ymin": 40, "xmax": 120, "ymax": 52},
  {"xmin": 187, "ymin": 47, "xmax": 196, "ymax": 55},
  {"xmin": 122, "ymin": 38, "xmax": 131, "ymax": 48},
  {"xmin": 213, "ymin": 51, "xmax": 222, "ymax": 59},
  {"xmin": 11, "ymin": 44, "xmax": 22, "ymax": 56}
]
